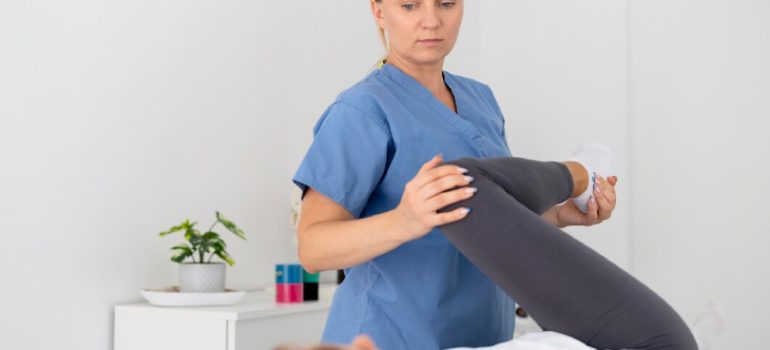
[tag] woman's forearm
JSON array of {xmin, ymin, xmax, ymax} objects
[{"xmin": 298, "ymin": 210, "xmax": 411, "ymax": 273}]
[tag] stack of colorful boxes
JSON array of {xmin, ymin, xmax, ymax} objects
[
  {"xmin": 275, "ymin": 264, "xmax": 303, "ymax": 303},
  {"xmin": 275, "ymin": 263, "xmax": 321, "ymax": 303}
]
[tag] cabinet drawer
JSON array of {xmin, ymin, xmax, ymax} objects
[
  {"xmin": 115, "ymin": 312, "xmax": 227, "ymax": 350},
  {"xmin": 231, "ymin": 309, "xmax": 328, "ymax": 349}
]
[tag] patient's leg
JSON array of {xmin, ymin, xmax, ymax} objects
[{"xmin": 438, "ymin": 157, "xmax": 697, "ymax": 350}]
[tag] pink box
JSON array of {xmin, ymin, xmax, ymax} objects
[{"xmin": 276, "ymin": 283, "xmax": 304, "ymax": 303}]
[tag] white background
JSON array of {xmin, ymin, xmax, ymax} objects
[{"xmin": 0, "ymin": 1, "xmax": 767, "ymax": 349}]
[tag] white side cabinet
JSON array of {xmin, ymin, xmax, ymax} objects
[{"xmin": 114, "ymin": 285, "xmax": 336, "ymax": 350}]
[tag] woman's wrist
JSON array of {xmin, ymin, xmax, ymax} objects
[
  {"xmin": 383, "ymin": 208, "xmax": 420, "ymax": 244},
  {"xmin": 542, "ymin": 205, "xmax": 567, "ymax": 228}
]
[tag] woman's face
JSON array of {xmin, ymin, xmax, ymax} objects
[{"xmin": 372, "ymin": 0, "xmax": 464, "ymax": 66}]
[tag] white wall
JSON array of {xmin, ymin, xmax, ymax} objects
[
  {"xmin": 478, "ymin": 0, "xmax": 631, "ymax": 267},
  {"xmin": 0, "ymin": 1, "xmax": 483, "ymax": 349},
  {"xmin": 627, "ymin": 0, "xmax": 770, "ymax": 348},
  {"xmin": 0, "ymin": 1, "xmax": 382, "ymax": 349},
  {"xmin": 479, "ymin": 1, "xmax": 770, "ymax": 348}
]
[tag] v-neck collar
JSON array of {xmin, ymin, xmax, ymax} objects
[
  {"xmin": 379, "ymin": 63, "xmax": 460, "ymax": 115},
  {"xmin": 379, "ymin": 63, "xmax": 489, "ymax": 156}
]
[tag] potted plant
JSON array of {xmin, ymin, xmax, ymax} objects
[{"xmin": 159, "ymin": 211, "xmax": 246, "ymax": 292}]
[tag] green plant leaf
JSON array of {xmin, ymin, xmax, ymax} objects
[
  {"xmin": 184, "ymin": 228, "xmax": 192, "ymax": 241},
  {"xmin": 202, "ymin": 231, "xmax": 219, "ymax": 241},
  {"xmin": 211, "ymin": 240, "xmax": 226, "ymax": 252},
  {"xmin": 212, "ymin": 237, "xmax": 226, "ymax": 252},
  {"xmin": 187, "ymin": 229, "xmax": 203, "ymax": 247},
  {"xmin": 215, "ymin": 250, "xmax": 235, "ymax": 266},
  {"xmin": 170, "ymin": 243, "xmax": 191, "ymax": 251},
  {"xmin": 159, "ymin": 219, "xmax": 191, "ymax": 236},
  {"xmin": 171, "ymin": 248, "xmax": 193, "ymax": 263},
  {"xmin": 216, "ymin": 211, "xmax": 246, "ymax": 240}
]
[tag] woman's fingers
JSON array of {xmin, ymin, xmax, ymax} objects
[
  {"xmin": 426, "ymin": 186, "xmax": 476, "ymax": 212},
  {"xmin": 419, "ymin": 172, "xmax": 474, "ymax": 201},
  {"xmin": 418, "ymin": 153, "xmax": 444, "ymax": 173},
  {"xmin": 398, "ymin": 154, "xmax": 476, "ymax": 237},
  {"xmin": 599, "ymin": 184, "xmax": 616, "ymax": 209},
  {"xmin": 432, "ymin": 206, "xmax": 472, "ymax": 226},
  {"xmin": 585, "ymin": 196, "xmax": 600, "ymax": 225},
  {"xmin": 411, "ymin": 155, "xmax": 469, "ymax": 192},
  {"xmin": 596, "ymin": 176, "xmax": 616, "ymax": 218},
  {"xmin": 593, "ymin": 190, "xmax": 611, "ymax": 222},
  {"xmin": 410, "ymin": 154, "xmax": 447, "ymax": 189},
  {"xmin": 593, "ymin": 192, "xmax": 612, "ymax": 221},
  {"xmin": 600, "ymin": 175, "xmax": 616, "ymax": 196}
]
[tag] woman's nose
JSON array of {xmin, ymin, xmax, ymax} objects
[{"xmin": 420, "ymin": 8, "xmax": 441, "ymax": 30}]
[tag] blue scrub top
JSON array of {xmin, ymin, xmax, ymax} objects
[{"xmin": 292, "ymin": 63, "xmax": 516, "ymax": 350}]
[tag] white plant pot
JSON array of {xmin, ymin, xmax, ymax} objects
[{"xmin": 179, "ymin": 262, "xmax": 226, "ymax": 292}]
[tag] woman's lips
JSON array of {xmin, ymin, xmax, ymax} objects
[{"xmin": 418, "ymin": 38, "xmax": 444, "ymax": 46}]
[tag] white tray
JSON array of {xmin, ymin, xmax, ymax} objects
[{"xmin": 140, "ymin": 286, "xmax": 246, "ymax": 307}]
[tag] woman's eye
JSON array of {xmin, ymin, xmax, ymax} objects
[
  {"xmin": 402, "ymin": 3, "xmax": 417, "ymax": 10},
  {"xmin": 439, "ymin": 1, "xmax": 456, "ymax": 8}
]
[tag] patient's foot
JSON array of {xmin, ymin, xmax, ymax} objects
[{"xmin": 565, "ymin": 143, "xmax": 614, "ymax": 213}]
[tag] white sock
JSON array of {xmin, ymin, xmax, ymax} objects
[
  {"xmin": 689, "ymin": 300, "xmax": 726, "ymax": 350},
  {"xmin": 568, "ymin": 143, "xmax": 614, "ymax": 213}
]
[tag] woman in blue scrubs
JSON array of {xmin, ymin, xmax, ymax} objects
[{"xmin": 292, "ymin": 1, "xmax": 618, "ymax": 349}]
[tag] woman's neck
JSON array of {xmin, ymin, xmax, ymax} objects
[{"xmin": 385, "ymin": 54, "xmax": 446, "ymax": 95}]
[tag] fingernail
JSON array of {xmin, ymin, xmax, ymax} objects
[
  {"xmin": 464, "ymin": 207, "xmax": 472, "ymax": 214},
  {"xmin": 464, "ymin": 176, "xmax": 474, "ymax": 182},
  {"xmin": 465, "ymin": 187, "xmax": 478, "ymax": 194},
  {"xmin": 457, "ymin": 167, "xmax": 469, "ymax": 173}
]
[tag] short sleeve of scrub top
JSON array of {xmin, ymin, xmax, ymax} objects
[{"xmin": 292, "ymin": 101, "xmax": 391, "ymax": 218}]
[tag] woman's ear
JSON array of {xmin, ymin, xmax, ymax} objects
[{"xmin": 370, "ymin": 0, "xmax": 386, "ymax": 29}]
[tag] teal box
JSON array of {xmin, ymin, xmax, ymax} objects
[
  {"xmin": 275, "ymin": 263, "xmax": 303, "ymax": 284},
  {"xmin": 302, "ymin": 268, "xmax": 320, "ymax": 283}
]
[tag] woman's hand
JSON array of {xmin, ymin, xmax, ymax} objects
[
  {"xmin": 392, "ymin": 154, "xmax": 476, "ymax": 241},
  {"xmin": 556, "ymin": 175, "xmax": 618, "ymax": 227}
]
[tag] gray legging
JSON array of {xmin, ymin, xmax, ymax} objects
[{"xmin": 438, "ymin": 157, "xmax": 697, "ymax": 350}]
